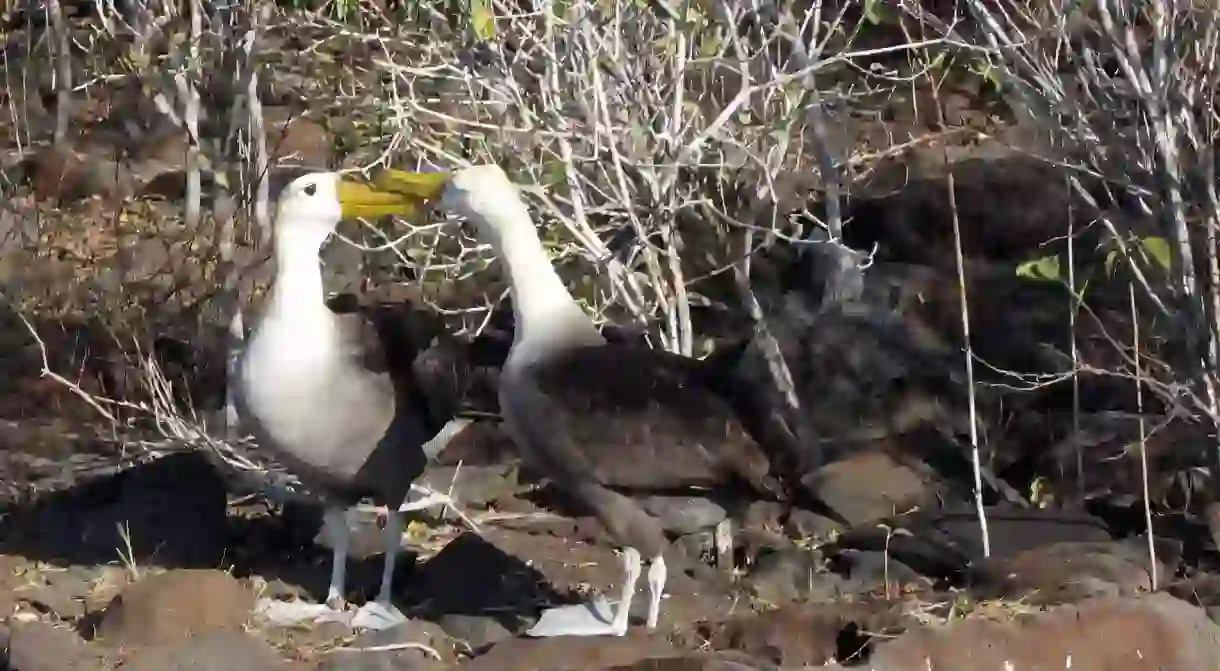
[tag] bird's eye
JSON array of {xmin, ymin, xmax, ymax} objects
[{"xmin": 303, "ymin": 183, "xmax": 317, "ymax": 196}]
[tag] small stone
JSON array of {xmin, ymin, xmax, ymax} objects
[
  {"xmin": 745, "ymin": 548, "xmax": 853, "ymax": 604},
  {"xmin": 5, "ymin": 619, "xmax": 107, "ymax": 670},
  {"xmin": 95, "ymin": 569, "xmax": 254, "ymax": 648},
  {"xmin": 261, "ymin": 577, "xmax": 309, "ymax": 601},
  {"xmin": 17, "ymin": 583, "xmax": 86, "ymax": 620},
  {"xmin": 317, "ymin": 619, "xmax": 454, "ymax": 670},
  {"xmin": 801, "ymin": 450, "xmax": 939, "ymax": 527},
  {"xmin": 742, "ymin": 501, "xmax": 786, "ymax": 534},
  {"xmin": 439, "ymin": 613, "xmax": 513, "ymax": 652},
  {"xmin": 707, "ymin": 606, "xmax": 847, "ymax": 667},
  {"xmin": 785, "ymin": 508, "xmax": 842, "ymax": 540},
  {"xmin": 642, "ymin": 496, "xmax": 728, "ymax": 535},
  {"xmin": 838, "ymin": 549, "xmax": 923, "ymax": 593}
]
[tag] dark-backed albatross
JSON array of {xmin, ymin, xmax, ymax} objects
[
  {"xmin": 236, "ymin": 170, "xmax": 455, "ymax": 631},
  {"xmin": 373, "ymin": 164, "xmax": 782, "ymax": 637}
]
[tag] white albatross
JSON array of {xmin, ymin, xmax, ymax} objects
[{"xmin": 236, "ymin": 170, "xmax": 461, "ymax": 631}]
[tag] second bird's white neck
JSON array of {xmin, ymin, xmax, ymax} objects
[{"xmin": 486, "ymin": 213, "xmax": 604, "ymax": 365}]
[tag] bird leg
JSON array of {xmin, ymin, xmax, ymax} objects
[
  {"xmin": 376, "ymin": 507, "xmax": 401, "ymax": 604},
  {"xmin": 645, "ymin": 554, "xmax": 666, "ymax": 630},
  {"xmin": 525, "ymin": 547, "xmax": 642, "ymax": 637},
  {"xmin": 255, "ymin": 505, "xmax": 354, "ymax": 628},
  {"xmin": 608, "ymin": 546, "xmax": 641, "ymax": 635},
  {"xmin": 714, "ymin": 518, "xmax": 734, "ymax": 572},
  {"xmin": 323, "ymin": 505, "xmax": 350, "ymax": 610},
  {"xmin": 351, "ymin": 507, "xmax": 409, "ymax": 631}
]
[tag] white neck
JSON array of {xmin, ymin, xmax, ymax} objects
[
  {"xmin": 489, "ymin": 215, "xmax": 603, "ymax": 359},
  {"xmin": 267, "ymin": 230, "xmax": 331, "ymax": 325}
]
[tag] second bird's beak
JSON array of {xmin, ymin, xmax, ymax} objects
[
  {"xmin": 370, "ymin": 169, "xmax": 453, "ymax": 204},
  {"xmin": 335, "ymin": 170, "xmax": 452, "ymax": 220}
]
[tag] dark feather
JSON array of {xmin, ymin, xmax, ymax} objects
[
  {"xmin": 512, "ymin": 343, "xmax": 783, "ymax": 498},
  {"xmin": 326, "ymin": 292, "xmax": 507, "ymax": 429}
]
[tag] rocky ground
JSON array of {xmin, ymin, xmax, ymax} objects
[
  {"xmin": 5, "ymin": 422, "xmax": 1220, "ymax": 670},
  {"xmin": 0, "ymin": 419, "xmax": 1197, "ymax": 671}
]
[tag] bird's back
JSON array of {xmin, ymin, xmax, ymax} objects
[{"xmin": 501, "ymin": 342, "xmax": 779, "ymax": 496}]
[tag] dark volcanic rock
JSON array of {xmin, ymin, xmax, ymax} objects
[
  {"xmin": 970, "ymin": 539, "xmax": 1170, "ymax": 605},
  {"xmin": 405, "ymin": 532, "xmax": 559, "ymax": 630},
  {"xmin": 827, "ymin": 505, "xmax": 1113, "ymax": 584},
  {"xmin": 0, "ymin": 451, "xmax": 229, "ymax": 568}
]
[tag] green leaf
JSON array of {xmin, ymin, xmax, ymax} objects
[
  {"xmin": 697, "ymin": 30, "xmax": 723, "ymax": 58},
  {"xmin": 543, "ymin": 160, "xmax": 567, "ymax": 188},
  {"xmin": 1036, "ymin": 255, "xmax": 1061, "ymax": 280},
  {"xmin": 782, "ymin": 82, "xmax": 805, "ymax": 110},
  {"xmin": 1015, "ymin": 254, "xmax": 1060, "ymax": 281},
  {"xmin": 627, "ymin": 124, "xmax": 649, "ymax": 155},
  {"xmin": 1105, "ymin": 249, "xmax": 1120, "ymax": 277},
  {"xmin": 470, "ymin": 0, "xmax": 496, "ymax": 41},
  {"xmin": 1138, "ymin": 236, "xmax": 1172, "ymax": 270},
  {"xmin": 863, "ymin": 0, "xmax": 882, "ymax": 24}
]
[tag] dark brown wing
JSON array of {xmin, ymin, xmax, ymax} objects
[
  {"xmin": 327, "ymin": 292, "xmax": 391, "ymax": 374},
  {"xmin": 513, "ymin": 343, "xmax": 781, "ymax": 496},
  {"xmin": 412, "ymin": 331, "xmax": 510, "ymax": 419},
  {"xmin": 328, "ymin": 292, "xmax": 510, "ymax": 434}
]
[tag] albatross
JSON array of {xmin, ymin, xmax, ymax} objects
[
  {"xmin": 236, "ymin": 170, "xmax": 455, "ymax": 631},
  {"xmin": 373, "ymin": 164, "xmax": 783, "ymax": 637}
]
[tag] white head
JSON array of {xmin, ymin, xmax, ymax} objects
[
  {"xmin": 273, "ymin": 171, "xmax": 439, "ymax": 260},
  {"xmin": 369, "ymin": 164, "xmax": 602, "ymax": 350},
  {"xmin": 274, "ymin": 172, "xmax": 344, "ymax": 256},
  {"xmin": 440, "ymin": 165, "xmax": 536, "ymax": 249}
]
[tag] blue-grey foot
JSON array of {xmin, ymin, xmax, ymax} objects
[
  {"xmin": 351, "ymin": 599, "xmax": 408, "ymax": 630},
  {"xmin": 526, "ymin": 547, "xmax": 644, "ymax": 638},
  {"xmin": 525, "ymin": 595, "xmax": 626, "ymax": 637}
]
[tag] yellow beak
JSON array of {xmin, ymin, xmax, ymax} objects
[
  {"xmin": 369, "ymin": 169, "xmax": 453, "ymax": 202},
  {"xmin": 335, "ymin": 172, "xmax": 448, "ymax": 220}
]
